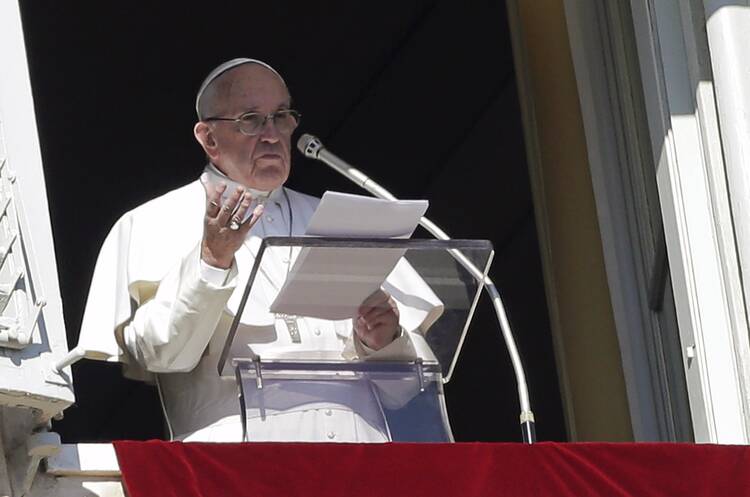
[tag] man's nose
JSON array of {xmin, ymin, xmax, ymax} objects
[{"xmin": 258, "ymin": 118, "xmax": 281, "ymax": 143}]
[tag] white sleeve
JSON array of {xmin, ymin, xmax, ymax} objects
[
  {"xmin": 122, "ymin": 245, "xmax": 238, "ymax": 372},
  {"xmin": 346, "ymin": 330, "xmax": 435, "ymax": 410},
  {"xmin": 199, "ymin": 259, "xmax": 231, "ymax": 286},
  {"xmin": 383, "ymin": 258, "xmax": 444, "ymax": 334}
]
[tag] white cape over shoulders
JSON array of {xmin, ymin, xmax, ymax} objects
[
  {"xmin": 76, "ymin": 179, "xmax": 442, "ymax": 381},
  {"xmin": 78, "ymin": 181, "xmax": 207, "ymax": 368}
]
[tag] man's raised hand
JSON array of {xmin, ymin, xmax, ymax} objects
[{"xmin": 200, "ymin": 174, "xmax": 263, "ymax": 269}]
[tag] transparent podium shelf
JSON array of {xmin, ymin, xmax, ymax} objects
[{"xmin": 219, "ymin": 237, "xmax": 494, "ymax": 442}]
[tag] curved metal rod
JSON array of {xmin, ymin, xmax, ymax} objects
[{"xmin": 299, "ymin": 134, "xmax": 536, "ymax": 442}]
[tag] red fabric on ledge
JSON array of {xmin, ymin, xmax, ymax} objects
[{"xmin": 113, "ymin": 441, "xmax": 750, "ymax": 497}]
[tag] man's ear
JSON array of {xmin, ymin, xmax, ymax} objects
[{"xmin": 194, "ymin": 121, "xmax": 220, "ymax": 161}]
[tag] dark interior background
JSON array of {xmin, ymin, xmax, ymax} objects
[{"xmin": 20, "ymin": 0, "xmax": 567, "ymax": 442}]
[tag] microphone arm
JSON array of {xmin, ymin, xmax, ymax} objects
[{"xmin": 298, "ymin": 134, "xmax": 536, "ymax": 443}]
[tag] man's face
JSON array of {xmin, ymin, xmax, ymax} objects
[{"xmin": 202, "ymin": 64, "xmax": 293, "ymax": 191}]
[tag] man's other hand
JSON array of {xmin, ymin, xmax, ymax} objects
[
  {"xmin": 200, "ymin": 175, "xmax": 263, "ymax": 269},
  {"xmin": 355, "ymin": 289, "xmax": 400, "ymax": 350}
]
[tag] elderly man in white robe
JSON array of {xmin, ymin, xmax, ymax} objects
[{"xmin": 77, "ymin": 58, "xmax": 442, "ymax": 443}]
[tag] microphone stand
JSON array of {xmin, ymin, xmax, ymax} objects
[{"xmin": 298, "ymin": 134, "xmax": 536, "ymax": 443}]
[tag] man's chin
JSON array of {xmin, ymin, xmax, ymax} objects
[{"xmin": 245, "ymin": 170, "xmax": 288, "ymax": 192}]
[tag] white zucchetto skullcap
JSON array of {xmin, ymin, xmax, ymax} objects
[{"xmin": 195, "ymin": 58, "xmax": 286, "ymax": 120}]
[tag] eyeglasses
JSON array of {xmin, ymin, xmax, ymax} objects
[{"xmin": 203, "ymin": 109, "xmax": 301, "ymax": 136}]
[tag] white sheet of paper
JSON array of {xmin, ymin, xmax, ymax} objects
[
  {"xmin": 305, "ymin": 191, "xmax": 428, "ymax": 238},
  {"xmin": 269, "ymin": 191, "xmax": 428, "ymax": 319}
]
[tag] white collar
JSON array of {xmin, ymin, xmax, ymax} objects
[{"xmin": 203, "ymin": 163, "xmax": 284, "ymax": 204}]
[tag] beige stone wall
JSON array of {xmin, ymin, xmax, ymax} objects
[{"xmin": 512, "ymin": 0, "xmax": 633, "ymax": 441}]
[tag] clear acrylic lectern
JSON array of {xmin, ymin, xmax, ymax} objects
[{"xmin": 218, "ymin": 237, "xmax": 493, "ymax": 442}]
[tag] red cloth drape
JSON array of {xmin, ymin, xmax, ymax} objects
[{"xmin": 114, "ymin": 441, "xmax": 750, "ymax": 497}]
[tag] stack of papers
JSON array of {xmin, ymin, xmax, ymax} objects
[{"xmin": 269, "ymin": 191, "xmax": 427, "ymax": 319}]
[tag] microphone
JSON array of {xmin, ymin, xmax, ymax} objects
[
  {"xmin": 297, "ymin": 133, "xmax": 536, "ymax": 443},
  {"xmin": 297, "ymin": 134, "xmax": 396, "ymax": 201}
]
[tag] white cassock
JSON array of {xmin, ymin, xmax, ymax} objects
[{"xmin": 77, "ymin": 165, "xmax": 443, "ymax": 442}]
